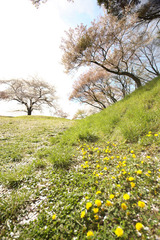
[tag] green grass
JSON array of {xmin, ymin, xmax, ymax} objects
[{"xmin": 0, "ymin": 76, "xmax": 160, "ymax": 239}]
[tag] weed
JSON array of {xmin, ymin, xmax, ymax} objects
[
  {"xmin": 49, "ymin": 145, "xmax": 75, "ymax": 168},
  {"xmin": 78, "ymin": 131, "xmax": 99, "ymax": 142}
]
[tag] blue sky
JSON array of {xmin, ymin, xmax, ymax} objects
[{"xmin": 0, "ymin": 0, "xmax": 103, "ymax": 117}]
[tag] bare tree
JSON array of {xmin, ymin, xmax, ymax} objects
[
  {"xmin": 61, "ymin": 13, "xmax": 153, "ymax": 88},
  {"xmin": 135, "ymin": 38, "xmax": 160, "ymax": 77},
  {"xmin": 0, "ymin": 77, "xmax": 58, "ymax": 115}
]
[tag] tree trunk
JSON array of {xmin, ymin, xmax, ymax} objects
[
  {"xmin": 27, "ymin": 109, "xmax": 32, "ymax": 115},
  {"xmin": 121, "ymin": 72, "xmax": 142, "ymax": 88},
  {"xmin": 91, "ymin": 61, "xmax": 142, "ymax": 88}
]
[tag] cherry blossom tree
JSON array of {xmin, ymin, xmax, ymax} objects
[
  {"xmin": 0, "ymin": 77, "xmax": 58, "ymax": 115},
  {"xmin": 69, "ymin": 69, "xmax": 128, "ymax": 110},
  {"xmin": 61, "ymin": 13, "xmax": 152, "ymax": 88}
]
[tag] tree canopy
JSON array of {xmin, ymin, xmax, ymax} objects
[
  {"xmin": 97, "ymin": 0, "xmax": 160, "ymax": 22},
  {"xmin": 61, "ymin": 13, "xmax": 157, "ymax": 88}
]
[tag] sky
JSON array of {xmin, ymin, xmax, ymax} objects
[{"xmin": 0, "ymin": 0, "xmax": 103, "ymax": 118}]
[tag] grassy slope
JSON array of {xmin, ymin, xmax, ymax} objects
[
  {"xmin": 59, "ymin": 76, "xmax": 160, "ymax": 146},
  {"xmin": 0, "ymin": 77, "xmax": 160, "ymax": 239}
]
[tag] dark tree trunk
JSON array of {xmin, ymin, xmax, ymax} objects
[
  {"xmin": 91, "ymin": 61, "xmax": 142, "ymax": 88},
  {"xmin": 27, "ymin": 109, "xmax": 32, "ymax": 115}
]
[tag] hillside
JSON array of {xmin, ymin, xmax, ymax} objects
[{"xmin": 0, "ymin": 76, "xmax": 160, "ymax": 239}]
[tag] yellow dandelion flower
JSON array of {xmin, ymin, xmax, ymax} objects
[
  {"xmin": 52, "ymin": 214, "xmax": 56, "ymax": 220},
  {"xmin": 83, "ymin": 165, "xmax": 87, "ymax": 169},
  {"xmin": 115, "ymin": 226, "xmax": 124, "ymax": 237},
  {"xmin": 146, "ymin": 156, "xmax": 151, "ymax": 159},
  {"xmin": 110, "ymin": 194, "xmax": 115, "ymax": 199},
  {"xmin": 123, "ymin": 194, "xmax": 130, "ymax": 200},
  {"xmin": 146, "ymin": 134, "xmax": 151, "ymax": 137},
  {"xmin": 94, "ymin": 148, "xmax": 98, "ymax": 151},
  {"xmin": 138, "ymin": 201, "xmax": 145, "ymax": 208},
  {"xmin": 96, "ymin": 191, "xmax": 101, "ymax": 195},
  {"xmin": 126, "ymin": 211, "xmax": 130, "ymax": 216},
  {"xmin": 128, "ymin": 177, "xmax": 134, "ymax": 181},
  {"xmin": 121, "ymin": 203, "xmax": 127, "ymax": 210},
  {"xmin": 137, "ymin": 170, "xmax": 142, "ymax": 175},
  {"xmin": 95, "ymin": 199, "xmax": 102, "ymax": 207},
  {"xmin": 130, "ymin": 150, "xmax": 134, "ymax": 153},
  {"xmin": 132, "ymin": 154, "xmax": 136, "ymax": 158},
  {"xmin": 117, "ymin": 184, "xmax": 121, "ymax": 187},
  {"xmin": 87, "ymin": 230, "xmax": 94, "ymax": 237},
  {"xmin": 81, "ymin": 211, "xmax": 85, "ymax": 218},
  {"xmin": 123, "ymin": 157, "xmax": 126, "ymax": 160},
  {"xmin": 154, "ymin": 133, "xmax": 158, "ymax": 136},
  {"xmin": 93, "ymin": 208, "xmax": 99, "ymax": 214},
  {"xmin": 94, "ymin": 215, "xmax": 99, "ymax": 220},
  {"xmin": 104, "ymin": 167, "xmax": 108, "ymax": 170},
  {"xmin": 106, "ymin": 200, "xmax": 113, "ymax": 206},
  {"xmin": 86, "ymin": 202, "xmax": 92, "ymax": 210},
  {"xmin": 136, "ymin": 222, "xmax": 143, "ymax": 231},
  {"xmin": 96, "ymin": 164, "xmax": 100, "ymax": 168},
  {"xmin": 130, "ymin": 182, "xmax": 135, "ymax": 188},
  {"xmin": 145, "ymin": 173, "xmax": 150, "ymax": 177},
  {"xmin": 112, "ymin": 176, "xmax": 116, "ymax": 179}
]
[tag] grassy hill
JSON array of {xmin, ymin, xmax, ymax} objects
[{"xmin": 0, "ymin": 76, "xmax": 160, "ymax": 239}]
